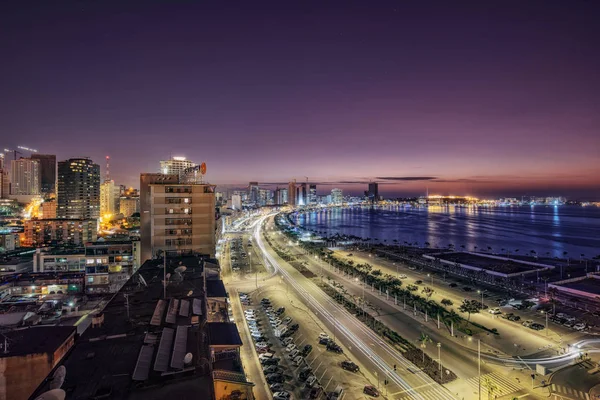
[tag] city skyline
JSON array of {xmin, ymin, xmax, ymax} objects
[{"xmin": 2, "ymin": 1, "xmax": 599, "ymax": 199}]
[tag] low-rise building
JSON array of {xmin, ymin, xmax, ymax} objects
[
  {"xmin": 0, "ymin": 326, "xmax": 76, "ymax": 400},
  {"xmin": 24, "ymin": 219, "xmax": 97, "ymax": 247},
  {"xmin": 0, "ymin": 233, "xmax": 16, "ymax": 253}
]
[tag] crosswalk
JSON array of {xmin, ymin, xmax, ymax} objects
[
  {"xmin": 395, "ymin": 386, "xmax": 453, "ymax": 400},
  {"xmin": 551, "ymin": 384, "xmax": 590, "ymax": 399},
  {"xmin": 465, "ymin": 372, "xmax": 522, "ymax": 398}
]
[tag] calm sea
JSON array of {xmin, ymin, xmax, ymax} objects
[{"xmin": 295, "ymin": 205, "xmax": 600, "ymax": 259}]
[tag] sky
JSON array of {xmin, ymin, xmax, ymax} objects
[{"xmin": 1, "ymin": 1, "xmax": 599, "ymax": 199}]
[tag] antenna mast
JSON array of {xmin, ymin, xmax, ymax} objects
[{"xmin": 105, "ymin": 156, "xmax": 110, "ymax": 182}]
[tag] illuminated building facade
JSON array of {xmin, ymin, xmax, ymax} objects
[
  {"xmin": 331, "ymin": 188, "xmax": 343, "ymax": 204},
  {"xmin": 159, "ymin": 156, "xmax": 196, "ymax": 179},
  {"xmin": 57, "ymin": 158, "xmax": 100, "ymax": 220},
  {"xmin": 30, "ymin": 154, "xmax": 56, "ymax": 196},
  {"xmin": 24, "ymin": 219, "xmax": 97, "ymax": 247},
  {"xmin": 100, "ymin": 179, "xmax": 120, "ymax": 217},
  {"xmin": 309, "ymin": 184, "xmax": 317, "ymax": 205},
  {"xmin": 288, "ymin": 180, "xmax": 296, "ymax": 206},
  {"xmin": 10, "ymin": 158, "xmax": 40, "ymax": 195}
]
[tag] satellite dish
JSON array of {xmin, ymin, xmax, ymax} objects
[
  {"xmin": 187, "ymin": 290, "xmax": 194, "ymax": 297},
  {"xmin": 166, "ymin": 273, "xmax": 171, "ymax": 280},
  {"xmin": 200, "ymin": 162, "xmax": 207, "ymax": 175},
  {"xmin": 184, "ymin": 353, "xmax": 193, "ymax": 365},
  {"xmin": 35, "ymin": 389, "xmax": 66, "ymax": 400},
  {"xmin": 49, "ymin": 366, "xmax": 66, "ymax": 389},
  {"xmin": 174, "ymin": 266, "xmax": 187, "ymax": 274}
]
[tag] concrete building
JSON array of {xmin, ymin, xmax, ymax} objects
[
  {"xmin": 258, "ymin": 188, "xmax": 272, "ymax": 206},
  {"xmin": 24, "ymin": 219, "xmax": 97, "ymax": 247},
  {"xmin": 367, "ymin": 182, "xmax": 379, "ymax": 202},
  {"xmin": 0, "ymin": 233, "xmax": 15, "ymax": 253},
  {"xmin": 275, "ymin": 187, "xmax": 288, "ymax": 205},
  {"xmin": 10, "ymin": 158, "xmax": 40, "ymax": 195},
  {"xmin": 30, "ymin": 154, "xmax": 56, "ymax": 196},
  {"xmin": 160, "ymin": 156, "xmax": 196, "ymax": 180},
  {"xmin": 0, "ymin": 326, "xmax": 76, "ymax": 400},
  {"xmin": 288, "ymin": 180, "xmax": 296, "ymax": 206},
  {"xmin": 0, "ymin": 168, "xmax": 9, "ymax": 199},
  {"xmin": 309, "ymin": 184, "xmax": 317, "ymax": 205},
  {"xmin": 331, "ymin": 188, "xmax": 343, "ymax": 204},
  {"xmin": 248, "ymin": 181, "xmax": 259, "ymax": 204},
  {"xmin": 40, "ymin": 199, "xmax": 57, "ymax": 219},
  {"xmin": 231, "ymin": 194, "xmax": 242, "ymax": 210},
  {"xmin": 100, "ymin": 179, "xmax": 120, "ymax": 217},
  {"xmin": 140, "ymin": 173, "xmax": 216, "ymax": 263},
  {"xmin": 119, "ymin": 196, "xmax": 140, "ymax": 217},
  {"xmin": 57, "ymin": 158, "xmax": 101, "ymax": 220}
]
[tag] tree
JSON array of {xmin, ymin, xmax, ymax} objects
[
  {"xmin": 418, "ymin": 333, "xmax": 432, "ymax": 364},
  {"xmin": 443, "ymin": 310, "xmax": 461, "ymax": 334},
  {"xmin": 458, "ymin": 299, "xmax": 481, "ymax": 321},
  {"xmin": 483, "ymin": 376, "xmax": 499, "ymax": 400},
  {"xmin": 441, "ymin": 298, "xmax": 453, "ymax": 307}
]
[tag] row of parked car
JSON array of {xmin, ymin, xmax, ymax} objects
[
  {"xmin": 230, "ymin": 238, "xmax": 248, "ymax": 272},
  {"xmin": 551, "ymin": 313, "xmax": 587, "ymax": 331}
]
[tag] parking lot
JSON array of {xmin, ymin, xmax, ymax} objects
[{"xmin": 240, "ymin": 283, "xmax": 379, "ymax": 399}]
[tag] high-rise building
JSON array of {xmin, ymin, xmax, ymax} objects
[
  {"xmin": 297, "ymin": 183, "xmax": 307, "ymax": 206},
  {"xmin": 309, "ymin": 184, "xmax": 317, "ymax": 205},
  {"xmin": 367, "ymin": 182, "xmax": 379, "ymax": 202},
  {"xmin": 140, "ymin": 173, "xmax": 216, "ymax": 263},
  {"xmin": 100, "ymin": 180, "xmax": 120, "ymax": 217},
  {"xmin": 288, "ymin": 180, "xmax": 296, "ymax": 206},
  {"xmin": 40, "ymin": 199, "xmax": 57, "ymax": 219},
  {"xmin": 31, "ymin": 154, "xmax": 56, "ymax": 196},
  {"xmin": 160, "ymin": 156, "xmax": 196, "ymax": 180},
  {"xmin": 0, "ymin": 169, "xmax": 9, "ymax": 199},
  {"xmin": 10, "ymin": 158, "xmax": 40, "ymax": 195},
  {"xmin": 248, "ymin": 181, "xmax": 259, "ymax": 204},
  {"xmin": 331, "ymin": 188, "xmax": 343, "ymax": 204},
  {"xmin": 57, "ymin": 158, "xmax": 101, "ymax": 220},
  {"xmin": 231, "ymin": 194, "xmax": 242, "ymax": 210},
  {"xmin": 274, "ymin": 188, "xmax": 288, "ymax": 205}
]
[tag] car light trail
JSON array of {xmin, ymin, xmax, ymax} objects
[{"xmin": 254, "ymin": 214, "xmax": 456, "ymax": 400}]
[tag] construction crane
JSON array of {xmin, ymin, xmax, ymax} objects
[{"xmin": 3, "ymin": 145, "xmax": 38, "ymax": 161}]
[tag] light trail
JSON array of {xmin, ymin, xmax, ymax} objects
[{"xmin": 254, "ymin": 214, "xmax": 456, "ymax": 400}]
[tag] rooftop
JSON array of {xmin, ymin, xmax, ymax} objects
[
  {"xmin": 556, "ymin": 277, "xmax": 600, "ymax": 295},
  {"xmin": 208, "ymin": 322, "xmax": 243, "ymax": 347},
  {"xmin": 0, "ymin": 326, "xmax": 75, "ymax": 358},
  {"xmin": 206, "ymin": 280, "xmax": 227, "ymax": 298},
  {"xmin": 434, "ymin": 252, "xmax": 549, "ymax": 274}
]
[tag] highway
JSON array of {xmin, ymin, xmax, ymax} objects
[{"xmin": 254, "ymin": 214, "xmax": 457, "ymax": 400}]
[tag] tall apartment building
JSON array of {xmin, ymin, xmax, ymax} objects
[
  {"xmin": 231, "ymin": 194, "xmax": 242, "ymax": 210},
  {"xmin": 31, "ymin": 154, "xmax": 56, "ymax": 195},
  {"xmin": 119, "ymin": 196, "xmax": 140, "ymax": 217},
  {"xmin": 0, "ymin": 169, "xmax": 9, "ymax": 199},
  {"xmin": 100, "ymin": 179, "xmax": 120, "ymax": 217},
  {"xmin": 24, "ymin": 219, "xmax": 97, "ymax": 246},
  {"xmin": 40, "ymin": 199, "xmax": 57, "ymax": 219},
  {"xmin": 57, "ymin": 158, "xmax": 101, "ymax": 220},
  {"xmin": 288, "ymin": 180, "xmax": 296, "ymax": 206},
  {"xmin": 10, "ymin": 158, "xmax": 40, "ymax": 195},
  {"xmin": 331, "ymin": 188, "xmax": 343, "ymax": 204},
  {"xmin": 159, "ymin": 156, "xmax": 196, "ymax": 180},
  {"xmin": 274, "ymin": 188, "xmax": 288, "ymax": 205},
  {"xmin": 140, "ymin": 173, "xmax": 216, "ymax": 263},
  {"xmin": 367, "ymin": 182, "xmax": 379, "ymax": 202},
  {"xmin": 248, "ymin": 181, "xmax": 259, "ymax": 203}
]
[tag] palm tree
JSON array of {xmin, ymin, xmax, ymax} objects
[{"xmin": 418, "ymin": 333, "xmax": 432, "ymax": 364}]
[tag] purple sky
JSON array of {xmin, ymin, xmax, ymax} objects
[{"xmin": 2, "ymin": 1, "xmax": 599, "ymax": 199}]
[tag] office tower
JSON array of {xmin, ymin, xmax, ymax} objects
[
  {"xmin": 248, "ymin": 181, "xmax": 259, "ymax": 204},
  {"xmin": 31, "ymin": 154, "xmax": 56, "ymax": 196},
  {"xmin": 309, "ymin": 184, "xmax": 317, "ymax": 205},
  {"xmin": 160, "ymin": 156, "xmax": 196, "ymax": 180},
  {"xmin": 140, "ymin": 173, "xmax": 216, "ymax": 263},
  {"xmin": 231, "ymin": 194, "xmax": 242, "ymax": 210},
  {"xmin": 57, "ymin": 158, "xmax": 101, "ymax": 220},
  {"xmin": 331, "ymin": 188, "xmax": 343, "ymax": 204},
  {"xmin": 367, "ymin": 182, "xmax": 379, "ymax": 202},
  {"xmin": 297, "ymin": 183, "xmax": 307, "ymax": 206},
  {"xmin": 274, "ymin": 188, "xmax": 288, "ymax": 205},
  {"xmin": 288, "ymin": 180, "xmax": 296, "ymax": 206},
  {"xmin": 10, "ymin": 158, "xmax": 40, "ymax": 195},
  {"xmin": 100, "ymin": 180, "xmax": 120, "ymax": 217}
]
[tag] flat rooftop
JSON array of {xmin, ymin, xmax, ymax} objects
[
  {"xmin": 0, "ymin": 326, "xmax": 75, "ymax": 358},
  {"xmin": 434, "ymin": 252, "xmax": 548, "ymax": 274},
  {"xmin": 556, "ymin": 277, "xmax": 600, "ymax": 295}
]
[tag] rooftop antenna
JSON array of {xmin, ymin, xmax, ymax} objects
[{"xmin": 105, "ymin": 156, "xmax": 110, "ymax": 182}]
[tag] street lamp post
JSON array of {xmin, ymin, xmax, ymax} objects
[
  {"xmin": 315, "ymin": 255, "xmax": 322, "ymax": 281},
  {"xmin": 477, "ymin": 289, "xmax": 484, "ymax": 308},
  {"xmin": 437, "ymin": 342, "xmax": 442, "ymax": 376},
  {"xmin": 478, "ymin": 339, "xmax": 481, "ymax": 400}
]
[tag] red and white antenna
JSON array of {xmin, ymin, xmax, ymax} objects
[{"xmin": 105, "ymin": 156, "xmax": 110, "ymax": 182}]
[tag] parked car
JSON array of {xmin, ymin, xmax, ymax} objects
[
  {"xmin": 574, "ymin": 322, "xmax": 587, "ymax": 331},
  {"xmin": 299, "ymin": 367, "xmax": 312, "ymax": 381},
  {"xmin": 276, "ymin": 307, "xmax": 285, "ymax": 315},
  {"xmin": 306, "ymin": 375, "xmax": 317, "ymax": 388},
  {"xmin": 283, "ymin": 316, "xmax": 293, "ymax": 325},
  {"xmin": 263, "ymin": 365, "xmax": 282, "ymax": 374},
  {"xmin": 341, "ymin": 360, "xmax": 359, "ymax": 372},
  {"xmin": 462, "ymin": 286, "xmax": 473, "ymax": 292},
  {"xmin": 448, "ymin": 282, "xmax": 458, "ymax": 288},
  {"xmin": 288, "ymin": 349, "xmax": 300, "ymax": 359},
  {"xmin": 281, "ymin": 337, "xmax": 293, "ymax": 346},
  {"xmin": 399, "ymin": 274, "xmax": 408, "ymax": 279},
  {"xmin": 266, "ymin": 373, "xmax": 284, "ymax": 383},
  {"xmin": 309, "ymin": 387, "xmax": 323, "ymax": 399},
  {"xmin": 327, "ymin": 342, "xmax": 343, "ymax": 353},
  {"xmin": 563, "ymin": 320, "xmax": 575, "ymax": 328},
  {"xmin": 261, "ymin": 357, "xmax": 280, "ymax": 366},
  {"xmin": 488, "ymin": 307, "xmax": 501, "ymax": 315},
  {"xmin": 288, "ymin": 323, "xmax": 299, "ymax": 333},
  {"xmin": 285, "ymin": 343, "xmax": 297, "ymax": 352},
  {"xmin": 530, "ymin": 323, "xmax": 544, "ymax": 331},
  {"xmin": 273, "ymin": 391, "xmax": 291, "ymax": 400},
  {"xmin": 258, "ymin": 352, "xmax": 274, "ymax": 361},
  {"xmin": 319, "ymin": 337, "xmax": 330, "ymax": 345},
  {"xmin": 363, "ymin": 385, "xmax": 380, "ymax": 397},
  {"xmin": 415, "ymin": 280, "xmax": 423, "ymax": 285},
  {"xmin": 301, "ymin": 344, "xmax": 313, "ymax": 357},
  {"xmin": 293, "ymin": 355, "xmax": 304, "ymax": 366},
  {"xmin": 318, "ymin": 332, "xmax": 330, "ymax": 341},
  {"xmin": 522, "ymin": 320, "xmax": 533, "ymax": 328},
  {"xmin": 269, "ymin": 383, "xmax": 284, "ymax": 392}
]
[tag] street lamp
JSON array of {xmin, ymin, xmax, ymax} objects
[
  {"xmin": 477, "ymin": 289, "xmax": 484, "ymax": 308},
  {"xmin": 542, "ymin": 311, "xmax": 549, "ymax": 336},
  {"xmin": 437, "ymin": 342, "xmax": 442, "ymax": 376},
  {"xmin": 427, "ymin": 273, "xmax": 433, "ymax": 286}
]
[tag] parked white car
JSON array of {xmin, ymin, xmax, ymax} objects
[
  {"xmin": 573, "ymin": 323, "xmax": 586, "ymax": 331},
  {"xmin": 488, "ymin": 308, "xmax": 501, "ymax": 315},
  {"xmin": 285, "ymin": 343, "xmax": 296, "ymax": 352}
]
